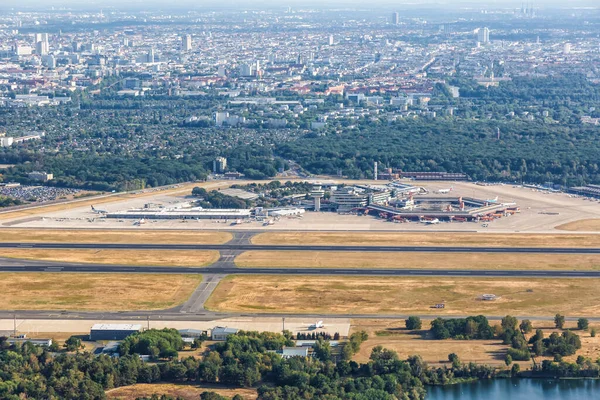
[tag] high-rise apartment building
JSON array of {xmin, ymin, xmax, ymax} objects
[
  {"xmin": 182, "ymin": 35, "xmax": 192, "ymax": 51},
  {"xmin": 478, "ymin": 27, "xmax": 490, "ymax": 44}
]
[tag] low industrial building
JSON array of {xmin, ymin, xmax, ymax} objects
[
  {"xmin": 179, "ymin": 328, "xmax": 208, "ymax": 338},
  {"xmin": 211, "ymin": 326, "xmax": 239, "ymax": 341},
  {"xmin": 7, "ymin": 337, "xmax": 52, "ymax": 347},
  {"xmin": 276, "ymin": 346, "xmax": 310, "ymax": 358},
  {"xmin": 90, "ymin": 324, "xmax": 142, "ymax": 341},
  {"xmin": 28, "ymin": 171, "xmax": 53, "ymax": 182}
]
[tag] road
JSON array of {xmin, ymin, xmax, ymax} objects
[
  {"xmin": 3, "ymin": 309, "xmax": 600, "ymax": 323},
  {"xmin": 2, "ymin": 242, "xmax": 600, "ymax": 254}
]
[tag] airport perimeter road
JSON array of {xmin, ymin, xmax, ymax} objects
[
  {"xmin": 2, "ymin": 242, "xmax": 600, "ymax": 254},
  {"xmin": 2, "ymin": 263, "xmax": 600, "ymax": 278},
  {"xmin": 4, "ymin": 309, "xmax": 600, "ymax": 323}
]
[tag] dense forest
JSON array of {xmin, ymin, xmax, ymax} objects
[
  {"xmin": 0, "ymin": 147, "xmax": 282, "ymax": 192},
  {"xmin": 277, "ymin": 119, "xmax": 600, "ymax": 185},
  {"xmin": 2, "ymin": 327, "xmax": 600, "ymax": 400},
  {"xmin": 0, "ymin": 330, "xmax": 497, "ymax": 400}
]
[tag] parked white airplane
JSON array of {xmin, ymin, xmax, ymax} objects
[
  {"xmin": 134, "ymin": 218, "xmax": 146, "ymax": 226},
  {"xmin": 309, "ymin": 321, "xmax": 325, "ymax": 330},
  {"xmin": 436, "ymin": 187, "xmax": 453, "ymax": 194},
  {"xmin": 486, "ymin": 196, "xmax": 499, "ymax": 203},
  {"xmin": 421, "ymin": 218, "xmax": 440, "ymax": 225},
  {"xmin": 91, "ymin": 205, "xmax": 108, "ymax": 214}
]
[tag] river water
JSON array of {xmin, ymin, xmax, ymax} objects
[{"xmin": 427, "ymin": 378, "xmax": 600, "ymax": 399}]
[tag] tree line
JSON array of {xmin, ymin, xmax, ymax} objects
[{"xmin": 0, "ymin": 329, "xmax": 509, "ymax": 400}]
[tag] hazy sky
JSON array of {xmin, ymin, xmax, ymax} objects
[{"xmin": 1, "ymin": 0, "xmax": 599, "ymax": 9}]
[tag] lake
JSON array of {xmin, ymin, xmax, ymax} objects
[{"xmin": 427, "ymin": 378, "xmax": 600, "ymax": 399}]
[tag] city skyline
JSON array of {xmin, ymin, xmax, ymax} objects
[{"xmin": 2, "ymin": 0, "xmax": 600, "ymax": 11}]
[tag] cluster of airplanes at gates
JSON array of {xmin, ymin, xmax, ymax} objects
[
  {"xmin": 434, "ymin": 187, "xmax": 499, "ymax": 203},
  {"xmin": 415, "ymin": 187, "xmax": 499, "ymax": 225}
]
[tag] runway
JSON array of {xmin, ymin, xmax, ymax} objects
[
  {"xmin": 2, "ymin": 242, "xmax": 600, "ymax": 254},
  {"xmin": 1, "ymin": 263, "xmax": 599, "ymax": 278},
  {"xmin": 2, "ymin": 238, "xmax": 600, "ymax": 322}
]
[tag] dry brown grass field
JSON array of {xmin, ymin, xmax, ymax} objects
[
  {"xmin": 205, "ymin": 275, "xmax": 600, "ymax": 316},
  {"xmin": 106, "ymin": 383, "xmax": 257, "ymax": 400},
  {"xmin": 235, "ymin": 251, "xmax": 600, "ymax": 271},
  {"xmin": 0, "ymin": 228, "xmax": 231, "ymax": 244},
  {"xmin": 0, "ymin": 249, "xmax": 219, "ymax": 267},
  {"xmin": 350, "ymin": 319, "xmax": 600, "ymax": 367},
  {"xmin": 252, "ymin": 232, "xmax": 600, "ymax": 248},
  {"xmin": 0, "ymin": 273, "xmax": 202, "ymax": 311},
  {"xmin": 556, "ymin": 219, "xmax": 600, "ymax": 232}
]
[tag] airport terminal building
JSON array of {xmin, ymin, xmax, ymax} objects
[{"xmin": 107, "ymin": 208, "xmax": 252, "ymax": 220}]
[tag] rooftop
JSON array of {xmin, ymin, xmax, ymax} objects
[{"xmin": 91, "ymin": 324, "xmax": 142, "ymax": 331}]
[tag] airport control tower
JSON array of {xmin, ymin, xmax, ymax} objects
[{"xmin": 311, "ymin": 185, "xmax": 325, "ymax": 212}]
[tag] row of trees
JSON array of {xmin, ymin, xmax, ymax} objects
[
  {"xmin": 554, "ymin": 314, "xmax": 591, "ymax": 333},
  {"xmin": 430, "ymin": 315, "xmax": 494, "ymax": 340}
]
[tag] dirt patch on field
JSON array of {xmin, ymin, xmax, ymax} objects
[
  {"xmin": 235, "ymin": 251, "xmax": 600, "ymax": 271},
  {"xmin": 252, "ymin": 232, "xmax": 600, "ymax": 248},
  {"xmin": 0, "ymin": 249, "xmax": 219, "ymax": 267},
  {"xmin": 206, "ymin": 275, "xmax": 600, "ymax": 316},
  {"xmin": 0, "ymin": 273, "xmax": 202, "ymax": 311},
  {"xmin": 106, "ymin": 383, "xmax": 257, "ymax": 400}
]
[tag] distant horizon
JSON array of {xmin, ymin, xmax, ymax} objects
[{"xmin": 1, "ymin": 0, "xmax": 599, "ymax": 12}]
